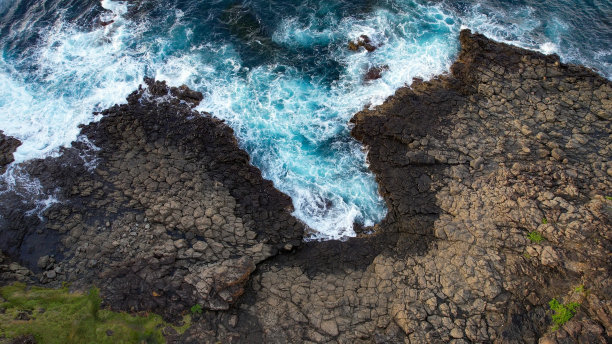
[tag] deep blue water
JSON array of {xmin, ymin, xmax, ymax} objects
[{"xmin": 0, "ymin": 0, "xmax": 610, "ymax": 239}]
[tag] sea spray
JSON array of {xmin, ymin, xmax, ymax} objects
[{"xmin": 1, "ymin": 0, "xmax": 610, "ymax": 238}]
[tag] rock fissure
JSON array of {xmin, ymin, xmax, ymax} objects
[{"xmin": 0, "ymin": 30, "xmax": 610, "ymax": 343}]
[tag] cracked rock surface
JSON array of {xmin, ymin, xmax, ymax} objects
[
  {"xmin": 0, "ymin": 78, "xmax": 303, "ymax": 319},
  {"xmin": 0, "ymin": 131, "xmax": 20, "ymax": 175},
  {"xmin": 0, "ymin": 30, "xmax": 610, "ymax": 343},
  {"xmin": 173, "ymin": 30, "xmax": 611, "ymax": 343}
]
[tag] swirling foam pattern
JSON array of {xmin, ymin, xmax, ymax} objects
[{"xmin": 0, "ymin": 0, "xmax": 610, "ymax": 239}]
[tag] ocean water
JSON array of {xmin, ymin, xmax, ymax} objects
[{"xmin": 0, "ymin": 0, "xmax": 610, "ymax": 239}]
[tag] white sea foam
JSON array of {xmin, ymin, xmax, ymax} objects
[
  {"xmin": 0, "ymin": 1, "xmax": 141, "ymax": 163},
  {"xmin": 195, "ymin": 3, "xmax": 462, "ymax": 239},
  {"xmin": 0, "ymin": 0, "xmax": 607, "ymax": 238},
  {"xmin": 456, "ymin": 3, "xmax": 565, "ymax": 57}
]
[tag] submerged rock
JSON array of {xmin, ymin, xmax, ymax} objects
[
  {"xmin": 364, "ymin": 64, "xmax": 389, "ymax": 82},
  {"xmin": 348, "ymin": 34, "xmax": 377, "ymax": 52}
]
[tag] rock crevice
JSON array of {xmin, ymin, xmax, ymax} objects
[
  {"xmin": 1, "ymin": 30, "xmax": 610, "ymax": 343},
  {"xmin": 0, "ymin": 78, "xmax": 304, "ymax": 319}
]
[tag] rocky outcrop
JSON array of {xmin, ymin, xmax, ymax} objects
[
  {"xmin": 0, "ymin": 131, "xmax": 20, "ymax": 174},
  {"xmin": 0, "ymin": 250, "xmax": 33, "ymax": 284},
  {"xmin": 171, "ymin": 30, "xmax": 610, "ymax": 343},
  {"xmin": 1, "ymin": 30, "xmax": 610, "ymax": 343},
  {"xmin": 0, "ymin": 78, "xmax": 303, "ymax": 319},
  {"xmin": 349, "ymin": 35, "xmax": 377, "ymax": 52},
  {"xmin": 364, "ymin": 65, "xmax": 389, "ymax": 82}
]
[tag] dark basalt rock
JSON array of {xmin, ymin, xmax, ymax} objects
[
  {"xmin": 171, "ymin": 30, "xmax": 611, "ymax": 343},
  {"xmin": 1, "ymin": 30, "xmax": 611, "ymax": 343},
  {"xmin": 348, "ymin": 34, "xmax": 378, "ymax": 52},
  {"xmin": 0, "ymin": 131, "xmax": 21, "ymax": 174},
  {"xmin": 8, "ymin": 334, "xmax": 36, "ymax": 344},
  {"xmin": 364, "ymin": 64, "xmax": 389, "ymax": 82},
  {"xmin": 0, "ymin": 78, "xmax": 304, "ymax": 320}
]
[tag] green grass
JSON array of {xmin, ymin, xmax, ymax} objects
[
  {"xmin": 527, "ymin": 231, "xmax": 544, "ymax": 244},
  {"xmin": 549, "ymin": 298, "xmax": 580, "ymax": 331},
  {"xmin": 190, "ymin": 304, "xmax": 202, "ymax": 315},
  {"xmin": 605, "ymin": 196, "xmax": 612, "ymax": 201},
  {"xmin": 574, "ymin": 285, "xmax": 585, "ymax": 294},
  {"xmin": 541, "ymin": 218, "xmax": 548, "ymax": 224},
  {"xmin": 0, "ymin": 283, "xmax": 191, "ymax": 344}
]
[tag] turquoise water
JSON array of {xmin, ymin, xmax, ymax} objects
[{"xmin": 0, "ymin": 0, "xmax": 610, "ymax": 239}]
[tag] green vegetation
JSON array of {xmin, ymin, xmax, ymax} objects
[
  {"xmin": 527, "ymin": 231, "xmax": 544, "ymax": 244},
  {"xmin": 0, "ymin": 283, "xmax": 191, "ymax": 344},
  {"xmin": 522, "ymin": 252, "xmax": 532, "ymax": 259},
  {"xmin": 190, "ymin": 304, "xmax": 203, "ymax": 315},
  {"xmin": 574, "ymin": 285, "xmax": 585, "ymax": 293},
  {"xmin": 605, "ymin": 196, "xmax": 612, "ymax": 201},
  {"xmin": 541, "ymin": 218, "xmax": 548, "ymax": 224},
  {"xmin": 549, "ymin": 298, "xmax": 580, "ymax": 331}
]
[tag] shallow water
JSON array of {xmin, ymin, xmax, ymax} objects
[{"xmin": 1, "ymin": 0, "xmax": 610, "ymax": 239}]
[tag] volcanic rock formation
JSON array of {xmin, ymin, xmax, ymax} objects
[
  {"xmin": 175, "ymin": 29, "xmax": 611, "ymax": 343},
  {"xmin": 0, "ymin": 78, "xmax": 303, "ymax": 320},
  {"xmin": 1, "ymin": 30, "xmax": 610, "ymax": 343},
  {"xmin": 0, "ymin": 131, "xmax": 20, "ymax": 175}
]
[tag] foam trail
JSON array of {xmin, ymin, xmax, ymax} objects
[
  {"xmin": 199, "ymin": 3, "xmax": 460, "ymax": 239},
  {"xmin": 0, "ymin": 0, "xmax": 610, "ymax": 239},
  {"xmin": 0, "ymin": 0, "xmax": 141, "ymax": 163},
  {"xmin": 451, "ymin": 1, "xmax": 610, "ymax": 79}
]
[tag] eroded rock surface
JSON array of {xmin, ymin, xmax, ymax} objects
[
  {"xmin": 0, "ymin": 131, "xmax": 20, "ymax": 174},
  {"xmin": 0, "ymin": 78, "xmax": 303, "ymax": 319},
  {"xmin": 172, "ymin": 30, "xmax": 611, "ymax": 343},
  {"xmin": 0, "ymin": 30, "xmax": 610, "ymax": 343}
]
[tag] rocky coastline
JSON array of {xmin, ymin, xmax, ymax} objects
[{"xmin": 0, "ymin": 30, "xmax": 610, "ymax": 343}]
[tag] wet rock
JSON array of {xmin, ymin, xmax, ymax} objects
[
  {"xmin": 170, "ymin": 84, "xmax": 204, "ymax": 107},
  {"xmin": 0, "ymin": 79, "xmax": 303, "ymax": 320},
  {"xmin": 0, "ymin": 130, "xmax": 21, "ymax": 174},
  {"xmin": 348, "ymin": 34, "xmax": 377, "ymax": 52},
  {"xmin": 364, "ymin": 65, "xmax": 389, "ymax": 82}
]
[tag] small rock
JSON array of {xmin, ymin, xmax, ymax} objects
[
  {"xmin": 551, "ymin": 148, "xmax": 564, "ymax": 161},
  {"xmin": 540, "ymin": 246, "xmax": 560, "ymax": 266},
  {"xmin": 8, "ymin": 334, "xmax": 36, "ymax": 344},
  {"xmin": 192, "ymin": 241, "xmax": 208, "ymax": 252},
  {"xmin": 348, "ymin": 34, "xmax": 377, "ymax": 52},
  {"xmin": 470, "ymin": 157, "xmax": 484, "ymax": 169},
  {"xmin": 450, "ymin": 327, "xmax": 464, "ymax": 338},
  {"xmin": 173, "ymin": 239, "xmax": 187, "ymax": 249},
  {"xmin": 15, "ymin": 311, "xmax": 31, "ymax": 321},
  {"xmin": 320, "ymin": 319, "xmax": 339, "ymax": 336},
  {"xmin": 229, "ymin": 315, "xmax": 238, "ymax": 327},
  {"xmin": 364, "ymin": 65, "xmax": 389, "ymax": 81},
  {"xmin": 37, "ymin": 255, "xmax": 50, "ymax": 269}
]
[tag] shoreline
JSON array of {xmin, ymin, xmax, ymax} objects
[{"xmin": 1, "ymin": 30, "xmax": 611, "ymax": 343}]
